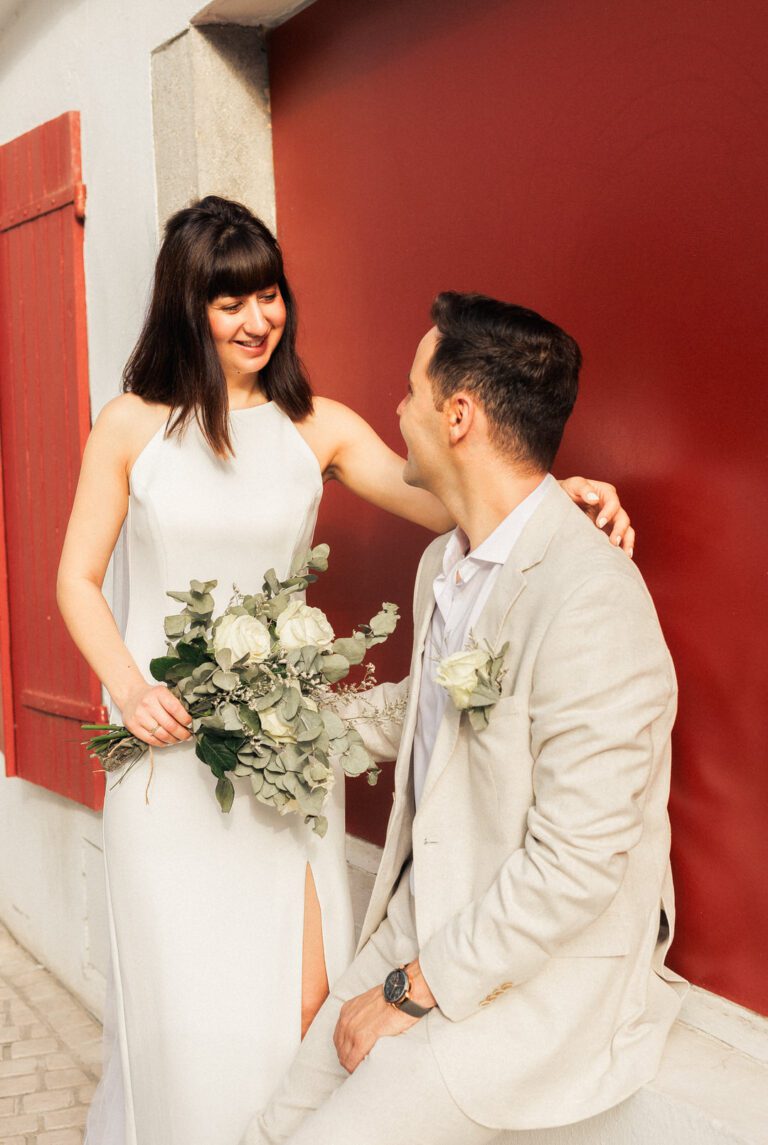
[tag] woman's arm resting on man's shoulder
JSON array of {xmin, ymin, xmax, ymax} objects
[{"xmin": 307, "ymin": 397, "xmax": 635, "ymax": 551}]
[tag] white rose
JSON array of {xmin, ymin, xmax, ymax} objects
[
  {"xmin": 258, "ymin": 706, "xmax": 297, "ymax": 743},
  {"xmin": 275, "ymin": 600, "xmax": 335, "ymax": 651},
  {"xmin": 435, "ymin": 648, "xmax": 489, "ymax": 709},
  {"xmin": 213, "ymin": 613, "xmax": 271, "ymax": 667}
]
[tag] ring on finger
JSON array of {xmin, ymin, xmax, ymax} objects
[{"xmin": 148, "ymin": 722, "xmax": 161, "ymax": 736}]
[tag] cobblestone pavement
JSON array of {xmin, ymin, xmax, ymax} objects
[{"xmin": 0, "ymin": 922, "xmax": 101, "ymax": 1144}]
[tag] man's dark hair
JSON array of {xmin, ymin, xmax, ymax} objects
[{"xmin": 427, "ymin": 292, "xmax": 581, "ymax": 470}]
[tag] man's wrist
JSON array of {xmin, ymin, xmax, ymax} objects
[{"xmin": 404, "ymin": 959, "xmax": 437, "ymax": 1010}]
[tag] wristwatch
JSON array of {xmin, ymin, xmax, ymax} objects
[{"xmin": 383, "ymin": 965, "xmax": 434, "ymax": 1018}]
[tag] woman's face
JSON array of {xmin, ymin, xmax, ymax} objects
[{"xmin": 207, "ymin": 285, "xmax": 286, "ymax": 382}]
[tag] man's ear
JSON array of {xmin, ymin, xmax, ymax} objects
[{"xmin": 445, "ymin": 392, "xmax": 475, "ymax": 445}]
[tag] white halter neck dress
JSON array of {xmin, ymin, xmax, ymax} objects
[{"xmin": 85, "ymin": 403, "xmax": 354, "ymax": 1145}]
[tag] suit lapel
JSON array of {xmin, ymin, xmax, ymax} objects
[
  {"xmin": 391, "ymin": 538, "xmax": 446, "ymax": 791},
  {"xmin": 416, "ymin": 481, "xmax": 574, "ymax": 809}
]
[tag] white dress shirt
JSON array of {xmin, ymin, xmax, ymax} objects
[{"xmin": 412, "ymin": 474, "xmax": 555, "ymax": 816}]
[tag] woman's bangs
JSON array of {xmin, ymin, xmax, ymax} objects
[{"xmin": 207, "ymin": 235, "xmax": 282, "ymax": 301}]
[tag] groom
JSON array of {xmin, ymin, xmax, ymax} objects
[{"xmin": 243, "ymin": 292, "xmax": 686, "ymax": 1145}]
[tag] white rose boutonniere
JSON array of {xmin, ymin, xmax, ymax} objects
[
  {"xmin": 275, "ymin": 600, "xmax": 335, "ymax": 650},
  {"xmin": 436, "ymin": 640, "xmax": 509, "ymax": 730}
]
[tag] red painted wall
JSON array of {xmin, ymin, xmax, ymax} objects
[{"xmin": 269, "ymin": 0, "xmax": 768, "ymax": 1014}]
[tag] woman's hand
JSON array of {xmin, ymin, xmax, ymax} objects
[
  {"xmin": 121, "ymin": 682, "xmax": 193, "ymax": 747},
  {"xmin": 560, "ymin": 477, "xmax": 635, "ymax": 557}
]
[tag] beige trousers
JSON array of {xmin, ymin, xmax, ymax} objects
[{"xmin": 241, "ymin": 868, "xmax": 498, "ymax": 1145}]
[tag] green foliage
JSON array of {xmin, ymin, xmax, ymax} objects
[{"xmin": 86, "ymin": 545, "xmax": 398, "ymax": 835}]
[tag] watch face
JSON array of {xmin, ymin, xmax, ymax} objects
[{"xmin": 383, "ymin": 967, "xmax": 408, "ymax": 1004}]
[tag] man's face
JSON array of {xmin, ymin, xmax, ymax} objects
[{"xmin": 397, "ymin": 327, "xmax": 445, "ymax": 489}]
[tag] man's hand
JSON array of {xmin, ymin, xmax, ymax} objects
[
  {"xmin": 559, "ymin": 476, "xmax": 635, "ymax": 557},
  {"xmin": 333, "ymin": 959, "xmax": 437, "ymax": 1073}
]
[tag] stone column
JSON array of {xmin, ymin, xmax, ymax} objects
[{"xmin": 152, "ymin": 23, "xmax": 276, "ymax": 232}]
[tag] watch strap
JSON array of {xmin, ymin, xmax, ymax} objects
[{"xmin": 398, "ymin": 995, "xmax": 434, "ymax": 1018}]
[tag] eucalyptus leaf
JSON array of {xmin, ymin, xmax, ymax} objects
[
  {"xmin": 279, "ymin": 744, "xmax": 306, "ymax": 772},
  {"xmin": 252, "ymin": 688, "xmax": 284, "ymax": 711},
  {"xmin": 166, "ymin": 589, "xmax": 195, "ymax": 605},
  {"xmin": 299, "ymin": 647, "xmax": 322, "ymax": 675},
  {"xmin": 296, "ymin": 709, "xmax": 324, "ymax": 743},
  {"xmin": 282, "ymin": 772, "xmax": 300, "ymax": 796},
  {"xmin": 250, "ymin": 772, "xmax": 265, "ymax": 795},
  {"xmin": 308, "ymin": 543, "xmax": 330, "ymax": 571},
  {"xmin": 187, "ymin": 593, "xmax": 215, "ymax": 617},
  {"xmin": 164, "ymin": 613, "xmax": 188, "ymax": 638},
  {"xmin": 264, "ymin": 593, "xmax": 291, "ymax": 621},
  {"xmin": 468, "ymin": 707, "xmax": 491, "ymax": 732},
  {"xmin": 313, "ymin": 730, "xmax": 330, "ymax": 756},
  {"xmin": 341, "ymin": 743, "xmax": 374, "ymax": 777},
  {"xmin": 281, "ymin": 687, "xmax": 301, "ymax": 721},
  {"xmin": 467, "ymin": 687, "xmax": 498, "ymax": 708},
  {"xmin": 364, "ymin": 603, "xmax": 400, "ymax": 645},
  {"xmin": 215, "ymin": 775, "xmax": 235, "ymax": 813},
  {"xmin": 212, "ymin": 669, "xmax": 239, "ymax": 691},
  {"xmin": 263, "ymin": 568, "xmax": 281, "ymax": 597},
  {"xmin": 320, "ymin": 709, "xmax": 346, "ymax": 739},
  {"xmin": 196, "ymin": 709, "xmax": 224, "ymax": 728},
  {"xmin": 218, "ymin": 703, "xmax": 244, "ymax": 731},
  {"xmin": 190, "ymin": 578, "xmax": 217, "ymax": 594},
  {"xmin": 304, "ymin": 758, "xmax": 332, "ymax": 785},
  {"xmin": 238, "ymin": 705, "xmax": 262, "ymax": 734},
  {"xmin": 319, "ymin": 653, "xmax": 350, "ymax": 684},
  {"xmin": 296, "ymin": 785, "xmax": 327, "ymax": 815},
  {"xmin": 332, "ymin": 635, "xmax": 367, "ymax": 665},
  {"xmin": 163, "ymin": 662, "xmax": 195, "ymax": 687},
  {"xmin": 309, "ymin": 815, "xmax": 328, "ymax": 838}
]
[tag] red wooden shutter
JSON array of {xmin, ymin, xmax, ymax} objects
[{"xmin": 0, "ymin": 112, "xmax": 107, "ymax": 809}]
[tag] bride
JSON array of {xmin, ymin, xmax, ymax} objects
[{"xmin": 57, "ymin": 195, "xmax": 633, "ymax": 1145}]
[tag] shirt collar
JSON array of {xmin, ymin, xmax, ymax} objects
[{"xmin": 440, "ymin": 473, "xmax": 555, "ymax": 585}]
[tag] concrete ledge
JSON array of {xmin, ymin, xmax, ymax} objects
[{"xmin": 345, "ymin": 836, "xmax": 768, "ymax": 1145}]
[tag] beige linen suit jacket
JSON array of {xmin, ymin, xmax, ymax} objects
[{"xmin": 346, "ymin": 480, "xmax": 687, "ymax": 1131}]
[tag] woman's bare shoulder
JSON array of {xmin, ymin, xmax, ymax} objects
[
  {"xmin": 95, "ymin": 392, "xmax": 169, "ymax": 429},
  {"xmin": 307, "ymin": 395, "xmax": 372, "ymax": 433},
  {"xmin": 91, "ymin": 393, "xmax": 171, "ymax": 468}
]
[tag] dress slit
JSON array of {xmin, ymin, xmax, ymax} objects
[{"xmin": 301, "ymin": 862, "xmax": 330, "ymax": 1038}]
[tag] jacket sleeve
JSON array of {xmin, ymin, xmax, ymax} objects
[
  {"xmin": 418, "ymin": 570, "xmax": 677, "ymax": 1021},
  {"xmin": 330, "ymin": 676, "xmax": 410, "ymax": 763}
]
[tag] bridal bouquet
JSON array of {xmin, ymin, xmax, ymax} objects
[{"xmin": 84, "ymin": 545, "xmax": 400, "ymax": 836}]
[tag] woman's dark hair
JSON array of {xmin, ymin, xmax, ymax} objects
[
  {"xmin": 427, "ymin": 291, "xmax": 581, "ymax": 471},
  {"xmin": 123, "ymin": 196, "xmax": 313, "ymax": 456}
]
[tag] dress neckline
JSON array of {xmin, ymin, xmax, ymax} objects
[{"xmin": 229, "ymin": 400, "xmax": 274, "ymax": 414}]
